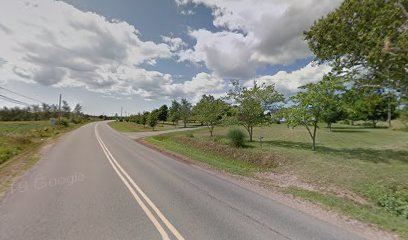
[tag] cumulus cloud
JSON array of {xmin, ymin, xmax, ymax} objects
[
  {"xmin": 248, "ymin": 63, "xmax": 331, "ymax": 96},
  {"xmin": 0, "ymin": 0, "xmax": 221, "ymax": 100},
  {"xmin": 162, "ymin": 36, "xmax": 187, "ymax": 52},
  {"xmin": 163, "ymin": 72, "xmax": 225, "ymax": 101},
  {"xmin": 176, "ymin": 0, "xmax": 341, "ymax": 79}
]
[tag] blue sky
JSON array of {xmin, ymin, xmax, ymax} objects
[{"xmin": 0, "ymin": 0, "xmax": 340, "ymax": 115}]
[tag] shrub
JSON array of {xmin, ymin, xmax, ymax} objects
[
  {"xmin": 365, "ymin": 184, "xmax": 408, "ymax": 219},
  {"xmin": 56, "ymin": 119, "xmax": 69, "ymax": 128},
  {"xmin": 71, "ymin": 116, "xmax": 84, "ymax": 124},
  {"xmin": 227, "ymin": 128, "xmax": 246, "ymax": 147}
]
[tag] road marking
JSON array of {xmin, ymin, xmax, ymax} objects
[{"xmin": 95, "ymin": 124, "xmax": 185, "ymax": 240}]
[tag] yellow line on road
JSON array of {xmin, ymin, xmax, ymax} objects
[{"xmin": 95, "ymin": 124, "xmax": 185, "ymax": 240}]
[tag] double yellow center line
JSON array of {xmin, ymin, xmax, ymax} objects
[{"xmin": 95, "ymin": 124, "xmax": 185, "ymax": 240}]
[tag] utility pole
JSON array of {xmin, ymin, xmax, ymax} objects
[
  {"xmin": 58, "ymin": 93, "xmax": 62, "ymax": 120},
  {"xmin": 120, "ymin": 106, "xmax": 123, "ymax": 119}
]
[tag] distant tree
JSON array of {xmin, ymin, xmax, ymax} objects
[
  {"xmin": 41, "ymin": 103, "xmax": 51, "ymax": 120},
  {"xmin": 342, "ymin": 88, "xmax": 365, "ymax": 125},
  {"xmin": 321, "ymin": 105, "xmax": 345, "ymax": 131},
  {"xmin": 73, "ymin": 103, "xmax": 83, "ymax": 115},
  {"xmin": 399, "ymin": 99, "xmax": 408, "ymax": 128},
  {"xmin": 193, "ymin": 95, "xmax": 228, "ymax": 136},
  {"xmin": 286, "ymin": 76, "xmax": 343, "ymax": 150},
  {"xmin": 359, "ymin": 89, "xmax": 397, "ymax": 128},
  {"xmin": 158, "ymin": 104, "xmax": 168, "ymax": 125},
  {"xmin": 62, "ymin": 100, "xmax": 71, "ymax": 118},
  {"xmin": 304, "ymin": 0, "xmax": 408, "ymax": 95},
  {"xmin": 147, "ymin": 109, "xmax": 159, "ymax": 130},
  {"xmin": 180, "ymin": 98, "xmax": 192, "ymax": 128},
  {"xmin": 140, "ymin": 111, "xmax": 149, "ymax": 127},
  {"xmin": 227, "ymin": 80, "xmax": 284, "ymax": 141},
  {"xmin": 168, "ymin": 99, "xmax": 181, "ymax": 127}
]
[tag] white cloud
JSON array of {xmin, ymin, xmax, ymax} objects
[
  {"xmin": 176, "ymin": 0, "xmax": 341, "ymax": 79},
  {"xmin": 0, "ymin": 0, "xmax": 209, "ymax": 100},
  {"xmin": 163, "ymin": 72, "xmax": 226, "ymax": 101},
  {"xmin": 162, "ymin": 36, "xmax": 187, "ymax": 52},
  {"xmin": 180, "ymin": 9, "xmax": 195, "ymax": 16},
  {"xmin": 249, "ymin": 63, "xmax": 331, "ymax": 96}
]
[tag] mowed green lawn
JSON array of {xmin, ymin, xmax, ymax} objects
[{"xmin": 147, "ymin": 122, "xmax": 408, "ymax": 237}]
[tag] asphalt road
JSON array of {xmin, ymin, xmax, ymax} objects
[{"xmin": 0, "ymin": 122, "xmax": 364, "ymax": 240}]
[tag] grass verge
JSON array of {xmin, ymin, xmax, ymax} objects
[
  {"xmin": 145, "ymin": 123, "xmax": 408, "ymax": 238},
  {"xmin": 146, "ymin": 131, "xmax": 259, "ymax": 174},
  {"xmin": 285, "ymin": 187, "xmax": 408, "ymax": 238},
  {"xmin": 0, "ymin": 121, "xmax": 89, "ymax": 197}
]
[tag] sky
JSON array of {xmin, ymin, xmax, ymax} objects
[{"xmin": 0, "ymin": 0, "xmax": 341, "ymax": 115}]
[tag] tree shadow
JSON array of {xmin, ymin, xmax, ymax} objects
[
  {"xmin": 331, "ymin": 129, "xmax": 368, "ymax": 133},
  {"xmin": 265, "ymin": 140, "xmax": 408, "ymax": 164}
]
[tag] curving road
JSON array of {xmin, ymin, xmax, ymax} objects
[{"xmin": 0, "ymin": 121, "xmax": 363, "ymax": 240}]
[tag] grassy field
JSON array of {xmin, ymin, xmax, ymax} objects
[
  {"xmin": 108, "ymin": 121, "xmax": 199, "ymax": 132},
  {"xmin": 146, "ymin": 122, "xmax": 408, "ymax": 238},
  {"xmin": 0, "ymin": 120, "xmax": 88, "ymax": 195}
]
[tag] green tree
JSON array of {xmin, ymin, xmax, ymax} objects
[
  {"xmin": 62, "ymin": 100, "xmax": 71, "ymax": 118},
  {"xmin": 193, "ymin": 95, "xmax": 228, "ymax": 136},
  {"xmin": 359, "ymin": 89, "xmax": 397, "ymax": 128},
  {"xmin": 168, "ymin": 100, "xmax": 181, "ymax": 127},
  {"xmin": 147, "ymin": 109, "xmax": 159, "ymax": 130},
  {"xmin": 286, "ymin": 76, "xmax": 343, "ymax": 150},
  {"xmin": 141, "ymin": 111, "xmax": 149, "ymax": 127},
  {"xmin": 158, "ymin": 104, "xmax": 168, "ymax": 125},
  {"xmin": 305, "ymin": 0, "xmax": 408, "ymax": 95},
  {"xmin": 180, "ymin": 98, "xmax": 192, "ymax": 128},
  {"xmin": 227, "ymin": 80, "xmax": 284, "ymax": 141},
  {"xmin": 73, "ymin": 103, "xmax": 82, "ymax": 115}
]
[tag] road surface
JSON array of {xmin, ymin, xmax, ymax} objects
[{"xmin": 0, "ymin": 121, "xmax": 363, "ymax": 240}]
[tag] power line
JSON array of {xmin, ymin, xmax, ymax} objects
[
  {"xmin": 0, "ymin": 94, "xmax": 31, "ymax": 106},
  {"xmin": 0, "ymin": 86, "xmax": 45, "ymax": 104}
]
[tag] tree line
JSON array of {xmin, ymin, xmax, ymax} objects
[
  {"xmin": 124, "ymin": 75, "xmax": 405, "ymax": 150},
  {"xmin": 0, "ymin": 101, "xmax": 85, "ymax": 122}
]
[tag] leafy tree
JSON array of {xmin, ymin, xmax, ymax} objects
[
  {"xmin": 41, "ymin": 103, "xmax": 51, "ymax": 120},
  {"xmin": 168, "ymin": 99, "xmax": 181, "ymax": 127},
  {"xmin": 399, "ymin": 99, "xmax": 408, "ymax": 128},
  {"xmin": 158, "ymin": 104, "xmax": 168, "ymax": 125},
  {"xmin": 227, "ymin": 80, "xmax": 284, "ymax": 141},
  {"xmin": 73, "ymin": 103, "xmax": 82, "ymax": 115},
  {"xmin": 286, "ymin": 76, "xmax": 343, "ymax": 150},
  {"xmin": 342, "ymin": 88, "xmax": 365, "ymax": 125},
  {"xmin": 322, "ymin": 105, "xmax": 345, "ymax": 131},
  {"xmin": 359, "ymin": 89, "xmax": 397, "ymax": 128},
  {"xmin": 305, "ymin": 0, "xmax": 408, "ymax": 95},
  {"xmin": 180, "ymin": 98, "xmax": 192, "ymax": 128},
  {"xmin": 147, "ymin": 109, "xmax": 159, "ymax": 130},
  {"xmin": 62, "ymin": 100, "xmax": 71, "ymax": 118},
  {"xmin": 140, "ymin": 111, "xmax": 149, "ymax": 127},
  {"xmin": 193, "ymin": 95, "xmax": 228, "ymax": 136}
]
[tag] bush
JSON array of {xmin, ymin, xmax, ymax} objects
[
  {"xmin": 365, "ymin": 184, "xmax": 408, "ymax": 219},
  {"xmin": 227, "ymin": 128, "xmax": 246, "ymax": 147},
  {"xmin": 71, "ymin": 116, "xmax": 84, "ymax": 124},
  {"xmin": 56, "ymin": 119, "xmax": 69, "ymax": 128}
]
